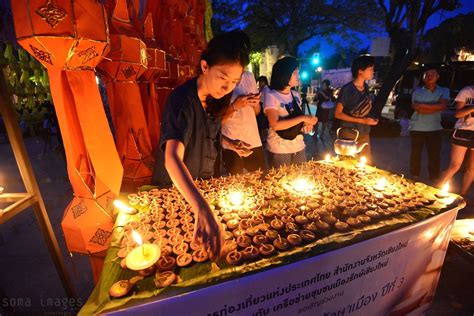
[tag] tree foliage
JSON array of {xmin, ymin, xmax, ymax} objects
[
  {"xmin": 422, "ymin": 12, "xmax": 474, "ymax": 62},
  {"xmin": 373, "ymin": 0, "xmax": 460, "ymax": 114},
  {"xmin": 211, "ymin": 0, "xmax": 383, "ymax": 56},
  {"xmin": 0, "ymin": 0, "xmax": 51, "ymax": 112}
]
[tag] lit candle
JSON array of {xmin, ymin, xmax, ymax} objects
[
  {"xmin": 113, "ymin": 200, "xmax": 137, "ymax": 215},
  {"xmin": 0, "ymin": 174, "xmax": 3, "ymax": 195},
  {"xmin": 441, "ymin": 182, "xmax": 449, "ymax": 196},
  {"xmin": 293, "ymin": 178, "xmax": 309, "ymax": 192},
  {"xmin": 291, "ymin": 177, "xmax": 315, "ymax": 195},
  {"xmin": 228, "ymin": 191, "xmax": 244, "ymax": 206},
  {"xmin": 125, "ymin": 230, "xmax": 161, "ymax": 271},
  {"xmin": 359, "ymin": 156, "xmax": 367, "ymax": 167},
  {"xmin": 324, "ymin": 154, "xmax": 332, "ymax": 163},
  {"xmin": 435, "ymin": 182, "xmax": 450, "ymax": 199},
  {"xmin": 374, "ymin": 177, "xmax": 388, "ymax": 191}
]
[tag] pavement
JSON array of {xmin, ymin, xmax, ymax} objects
[{"xmin": 0, "ymin": 127, "xmax": 473, "ymax": 315}]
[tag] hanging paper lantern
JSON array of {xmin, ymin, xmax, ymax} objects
[
  {"xmin": 61, "ymin": 188, "xmax": 114, "ymax": 254},
  {"xmin": 10, "ymin": 0, "xmax": 123, "ymax": 265},
  {"xmin": 141, "ymin": 13, "xmax": 166, "ymax": 82},
  {"xmin": 99, "ymin": 34, "xmax": 148, "ymax": 81},
  {"xmin": 139, "ymin": 13, "xmax": 167, "ymax": 150},
  {"xmin": 11, "ymin": 0, "xmax": 109, "ymax": 70},
  {"xmin": 98, "ymin": 0, "xmax": 155, "ymax": 189}
]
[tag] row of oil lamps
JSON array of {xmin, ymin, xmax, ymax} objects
[{"xmin": 112, "ymin": 156, "xmax": 453, "ymax": 273}]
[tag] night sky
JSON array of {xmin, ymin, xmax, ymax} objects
[{"xmin": 298, "ymin": 0, "xmax": 474, "ymax": 57}]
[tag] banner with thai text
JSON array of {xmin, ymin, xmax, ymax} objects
[{"xmin": 108, "ymin": 209, "xmax": 458, "ymax": 316}]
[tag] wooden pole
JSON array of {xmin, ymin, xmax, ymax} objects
[{"xmin": 0, "ymin": 74, "xmax": 76, "ymax": 298}]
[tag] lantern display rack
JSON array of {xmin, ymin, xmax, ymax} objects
[{"xmin": 0, "ymin": 74, "xmax": 75, "ymax": 298}]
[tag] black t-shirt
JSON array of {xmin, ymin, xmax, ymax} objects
[
  {"xmin": 152, "ymin": 77, "xmax": 222, "ymax": 187},
  {"xmin": 316, "ymin": 87, "xmax": 334, "ymax": 104},
  {"xmin": 336, "ymin": 82, "xmax": 373, "ymax": 135}
]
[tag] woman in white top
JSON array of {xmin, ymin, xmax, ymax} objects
[
  {"xmin": 439, "ymin": 85, "xmax": 474, "ymax": 195},
  {"xmin": 263, "ymin": 57, "xmax": 317, "ymax": 168},
  {"xmin": 221, "ymin": 71, "xmax": 265, "ymax": 174}
]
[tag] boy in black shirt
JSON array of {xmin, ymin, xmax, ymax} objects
[{"xmin": 335, "ymin": 55, "xmax": 379, "ymax": 162}]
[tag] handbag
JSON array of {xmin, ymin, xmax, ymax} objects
[{"xmin": 276, "ymin": 92, "xmax": 310, "ymax": 140}]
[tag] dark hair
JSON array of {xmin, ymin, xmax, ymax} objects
[
  {"xmin": 422, "ymin": 65, "xmax": 439, "ymax": 74},
  {"xmin": 257, "ymin": 76, "xmax": 268, "ymax": 86},
  {"xmin": 322, "ymin": 79, "xmax": 331, "ymax": 87},
  {"xmin": 199, "ymin": 30, "xmax": 251, "ymax": 118},
  {"xmin": 351, "ymin": 55, "xmax": 375, "ymax": 78},
  {"xmin": 270, "ymin": 56, "xmax": 299, "ymax": 91},
  {"xmin": 199, "ymin": 30, "xmax": 250, "ymax": 73}
]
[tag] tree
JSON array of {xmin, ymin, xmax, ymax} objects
[
  {"xmin": 0, "ymin": 1, "xmax": 50, "ymax": 112},
  {"xmin": 211, "ymin": 0, "xmax": 383, "ymax": 56},
  {"xmin": 422, "ymin": 12, "xmax": 474, "ymax": 62},
  {"xmin": 372, "ymin": 0, "xmax": 460, "ymax": 115}
]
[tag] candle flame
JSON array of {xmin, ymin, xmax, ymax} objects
[
  {"xmin": 441, "ymin": 182, "xmax": 450, "ymax": 194},
  {"xmin": 131, "ymin": 230, "xmax": 143, "ymax": 246},
  {"xmin": 325, "ymin": 154, "xmax": 331, "ymax": 162},
  {"xmin": 228, "ymin": 191, "xmax": 244, "ymax": 206},
  {"xmin": 113, "ymin": 200, "xmax": 135, "ymax": 214},
  {"xmin": 292, "ymin": 178, "xmax": 315, "ymax": 193},
  {"xmin": 360, "ymin": 156, "xmax": 367, "ymax": 165},
  {"xmin": 376, "ymin": 177, "xmax": 388, "ymax": 189}
]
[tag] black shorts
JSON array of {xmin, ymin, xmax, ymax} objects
[{"xmin": 452, "ymin": 129, "xmax": 474, "ymax": 148}]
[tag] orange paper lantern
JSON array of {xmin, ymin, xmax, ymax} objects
[
  {"xmin": 61, "ymin": 194, "xmax": 113, "ymax": 254},
  {"xmin": 139, "ymin": 13, "xmax": 167, "ymax": 150},
  {"xmin": 11, "ymin": 0, "xmax": 108, "ymax": 70},
  {"xmin": 98, "ymin": 0, "xmax": 154, "ymax": 190},
  {"xmin": 10, "ymin": 0, "xmax": 124, "ymax": 263},
  {"xmin": 142, "ymin": 13, "xmax": 166, "ymax": 82},
  {"xmin": 99, "ymin": 35, "xmax": 148, "ymax": 81}
]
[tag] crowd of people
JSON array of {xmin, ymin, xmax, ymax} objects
[{"xmin": 150, "ymin": 30, "xmax": 473, "ymax": 257}]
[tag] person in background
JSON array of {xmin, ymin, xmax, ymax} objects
[
  {"xmin": 409, "ymin": 67, "xmax": 449, "ymax": 183},
  {"xmin": 439, "ymin": 84, "xmax": 474, "ymax": 195},
  {"xmin": 335, "ymin": 55, "xmax": 379, "ymax": 162},
  {"xmin": 257, "ymin": 76, "xmax": 270, "ymax": 94},
  {"xmin": 256, "ymin": 76, "xmax": 270, "ymax": 142},
  {"xmin": 398, "ymin": 109, "xmax": 410, "ymax": 137},
  {"xmin": 315, "ymin": 79, "xmax": 335, "ymax": 139},
  {"xmin": 221, "ymin": 71, "xmax": 265, "ymax": 174},
  {"xmin": 263, "ymin": 56, "xmax": 317, "ymax": 168},
  {"xmin": 152, "ymin": 31, "xmax": 251, "ymax": 259}
]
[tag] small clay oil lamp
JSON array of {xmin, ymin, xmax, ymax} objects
[
  {"xmin": 374, "ymin": 177, "xmax": 388, "ymax": 192},
  {"xmin": 113, "ymin": 200, "xmax": 137, "ymax": 215},
  {"xmin": 125, "ymin": 230, "xmax": 161, "ymax": 271}
]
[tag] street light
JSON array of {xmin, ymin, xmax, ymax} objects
[
  {"xmin": 300, "ymin": 71, "xmax": 309, "ymax": 80},
  {"xmin": 315, "ymin": 67, "xmax": 323, "ymax": 87},
  {"xmin": 311, "ymin": 53, "xmax": 320, "ymax": 66}
]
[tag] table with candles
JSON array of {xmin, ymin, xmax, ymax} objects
[
  {"xmin": 80, "ymin": 158, "xmax": 465, "ymax": 315},
  {"xmin": 450, "ymin": 219, "xmax": 474, "ymax": 263}
]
